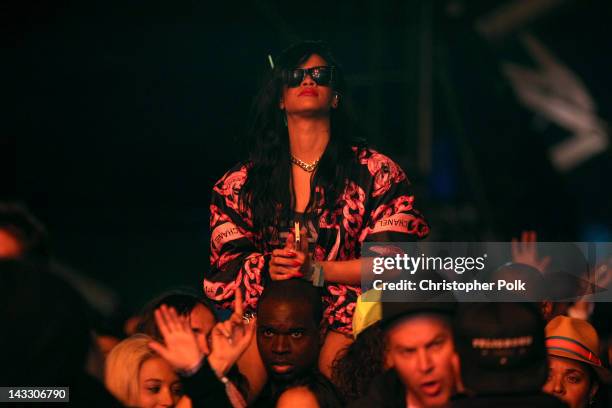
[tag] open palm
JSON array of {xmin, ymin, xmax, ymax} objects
[{"xmin": 149, "ymin": 305, "xmax": 203, "ymax": 372}]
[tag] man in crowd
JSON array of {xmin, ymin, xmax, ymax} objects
[
  {"xmin": 350, "ymin": 302, "xmax": 459, "ymax": 408},
  {"xmin": 451, "ymin": 302, "xmax": 568, "ymax": 407},
  {"xmin": 253, "ymin": 278, "xmax": 324, "ymax": 406}
]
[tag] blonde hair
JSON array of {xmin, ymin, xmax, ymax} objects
[{"xmin": 105, "ymin": 334, "xmax": 157, "ymax": 406}]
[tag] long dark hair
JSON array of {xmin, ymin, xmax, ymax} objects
[
  {"xmin": 240, "ymin": 40, "xmax": 365, "ymax": 243},
  {"xmin": 331, "ymin": 322, "xmax": 385, "ymax": 403},
  {"xmin": 278, "ymin": 371, "xmax": 343, "ymax": 408}
]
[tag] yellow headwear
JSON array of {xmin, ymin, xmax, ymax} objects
[{"xmin": 352, "ymin": 289, "xmax": 382, "ymax": 338}]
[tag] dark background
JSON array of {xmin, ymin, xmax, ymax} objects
[{"xmin": 4, "ymin": 0, "xmax": 611, "ymax": 314}]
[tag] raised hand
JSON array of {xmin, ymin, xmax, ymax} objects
[
  {"xmin": 511, "ymin": 230, "xmax": 551, "ymax": 273},
  {"xmin": 149, "ymin": 305, "xmax": 203, "ymax": 372},
  {"xmin": 208, "ymin": 289, "xmax": 256, "ymax": 377}
]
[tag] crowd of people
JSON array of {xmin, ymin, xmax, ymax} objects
[
  {"xmin": 1, "ymin": 233, "xmax": 611, "ymax": 407},
  {"xmin": 3, "ymin": 40, "xmax": 612, "ymax": 407}
]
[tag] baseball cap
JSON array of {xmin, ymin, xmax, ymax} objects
[
  {"xmin": 381, "ymin": 301, "xmax": 456, "ymax": 329},
  {"xmin": 454, "ymin": 302, "xmax": 548, "ymax": 394}
]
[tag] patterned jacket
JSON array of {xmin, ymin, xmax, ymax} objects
[{"xmin": 204, "ymin": 147, "xmax": 429, "ymax": 334}]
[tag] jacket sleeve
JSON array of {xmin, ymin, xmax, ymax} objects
[
  {"xmin": 203, "ymin": 165, "xmax": 268, "ymax": 312},
  {"xmin": 180, "ymin": 359, "xmax": 233, "ymax": 408},
  {"xmin": 357, "ymin": 150, "xmax": 430, "ymax": 243}
]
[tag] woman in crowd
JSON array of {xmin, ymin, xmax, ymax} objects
[
  {"xmin": 332, "ymin": 290, "xmax": 386, "ymax": 403},
  {"xmin": 332, "ymin": 322, "xmax": 385, "ymax": 403},
  {"xmin": 275, "ymin": 372, "xmax": 343, "ymax": 408},
  {"xmin": 543, "ymin": 316, "xmax": 611, "ymax": 408},
  {"xmin": 203, "ymin": 40, "xmax": 429, "ymax": 380},
  {"xmin": 105, "ymin": 334, "xmax": 184, "ymax": 408}
]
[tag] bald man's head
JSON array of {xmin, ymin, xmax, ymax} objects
[{"xmin": 256, "ymin": 279, "xmax": 323, "ymax": 382}]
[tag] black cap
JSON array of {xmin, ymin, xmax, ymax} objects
[
  {"xmin": 454, "ymin": 302, "xmax": 547, "ymax": 395},
  {"xmin": 381, "ymin": 301, "xmax": 456, "ymax": 329}
]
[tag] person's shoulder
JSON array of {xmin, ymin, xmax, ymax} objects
[
  {"xmin": 215, "ymin": 161, "xmax": 252, "ymax": 183},
  {"xmin": 212, "ymin": 161, "xmax": 252, "ymax": 192},
  {"xmin": 213, "ymin": 162, "xmax": 252, "ymax": 209},
  {"xmin": 350, "ymin": 146, "xmax": 409, "ymax": 195},
  {"xmin": 351, "ymin": 146, "xmax": 404, "ymax": 170}
]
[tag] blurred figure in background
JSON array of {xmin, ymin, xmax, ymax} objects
[
  {"xmin": 511, "ymin": 230, "xmax": 597, "ymax": 322},
  {"xmin": 0, "ymin": 201, "xmax": 121, "ymax": 366},
  {"xmin": 0, "ymin": 202, "xmax": 49, "ymax": 260},
  {"xmin": 0, "ymin": 260, "xmax": 121, "ymax": 406}
]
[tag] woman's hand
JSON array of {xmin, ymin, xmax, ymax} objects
[
  {"xmin": 269, "ymin": 248, "xmax": 305, "ymax": 280},
  {"xmin": 208, "ymin": 289, "xmax": 256, "ymax": 377},
  {"xmin": 149, "ymin": 305, "xmax": 203, "ymax": 373},
  {"xmin": 269, "ymin": 228, "xmax": 310, "ymax": 280}
]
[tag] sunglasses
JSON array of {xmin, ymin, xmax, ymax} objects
[{"xmin": 284, "ymin": 66, "xmax": 336, "ymax": 88}]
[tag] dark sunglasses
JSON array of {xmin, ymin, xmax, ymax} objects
[{"xmin": 284, "ymin": 66, "xmax": 336, "ymax": 88}]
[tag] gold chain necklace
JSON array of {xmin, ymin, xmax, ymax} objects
[{"xmin": 291, "ymin": 155, "xmax": 320, "ymax": 172}]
